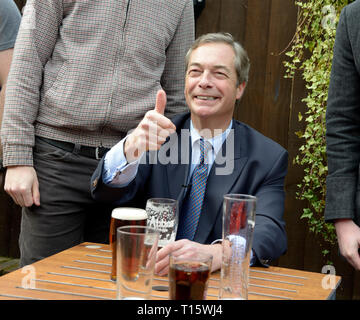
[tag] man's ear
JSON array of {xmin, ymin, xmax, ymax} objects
[{"xmin": 236, "ymin": 81, "xmax": 246, "ymax": 100}]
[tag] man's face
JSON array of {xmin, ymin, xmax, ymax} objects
[{"xmin": 185, "ymin": 42, "xmax": 245, "ymax": 128}]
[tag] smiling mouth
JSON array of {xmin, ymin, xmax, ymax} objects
[{"xmin": 195, "ymin": 95, "xmax": 218, "ymax": 101}]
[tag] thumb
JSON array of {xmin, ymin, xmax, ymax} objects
[
  {"xmin": 155, "ymin": 89, "xmax": 167, "ymax": 115},
  {"xmin": 32, "ymin": 177, "xmax": 41, "ymax": 206}
]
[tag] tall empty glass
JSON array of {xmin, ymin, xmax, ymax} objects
[
  {"xmin": 145, "ymin": 198, "xmax": 178, "ymax": 248},
  {"xmin": 219, "ymin": 194, "xmax": 256, "ymax": 300},
  {"xmin": 116, "ymin": 226, "xmax": 159, "ymax": 300}
]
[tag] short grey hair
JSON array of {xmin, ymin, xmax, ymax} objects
[{"xmin": 185, "ymin": 32, "xmax": 250, "ymax": 85}]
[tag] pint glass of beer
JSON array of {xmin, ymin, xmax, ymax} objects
[
  {"xmin": 116, "ymin": 226, "xmax": 159, "ymax": 300},
  {"xmin": 109, "ymin": 207, "xmax": 147, "ymax": 281},
  {"xmin": 169, "ymin": 252, "xmax": 212, "ymax": 300}
]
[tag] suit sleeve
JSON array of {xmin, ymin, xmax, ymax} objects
[
  {"xmin": 325, "ymin": 7, "xmax": 360, "ymax": 222},
  {"xmin": 252, "ymin": 149, "xmax": 288, "ymax": 265},
  {"xmin": 91, "ymin": 154, "xmax": 151, "ymax": 207}
]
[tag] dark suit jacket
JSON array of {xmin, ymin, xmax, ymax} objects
[
  {"xmin": 91, "ymin": 113, "xmax": 288, "ymax": 265},
  {"xmin": 325, "ymin": 0, "xmax": 360, "ymax": 226}
]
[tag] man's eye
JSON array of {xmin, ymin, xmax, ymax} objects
[
  {"xmin": 215, "ymin": 72, "xmax": 227, "ymax": 78},
  {"xmin": 189, "ymin": 69, "xmax": 201, "ymax": 75}
]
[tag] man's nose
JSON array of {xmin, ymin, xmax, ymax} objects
[{"xmin": 198, "ymin": 71, "xmax": 212, "ymax": 88}]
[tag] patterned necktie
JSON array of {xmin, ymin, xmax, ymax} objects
[{"xmin": 178, "ymin": 138, "xmax": 209, "ymax": 240}]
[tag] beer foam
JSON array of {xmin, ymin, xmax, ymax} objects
[{"xmin": 111, "ymin": 207, "xmax": 147, "ymax": 220}]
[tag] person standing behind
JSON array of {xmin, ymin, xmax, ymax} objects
[
  {"xmin": 0, "ymin": 0, "xmax": 21, "ymax": 163},
  {"xmin": 1, "ymin": 0, "xmax": 194, "ymax": 267},
  {"xmin": 325, "ymin": 0, "xmax": 360, "ymax": 270}
]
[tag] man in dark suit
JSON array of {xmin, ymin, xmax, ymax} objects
[
  {"xmin": 91, "ymin": 33, "xmax": 288, "ymax": 273},
  {"xmin": 325, "ymin": 1, "xmax": 360, "ymax": 271}
]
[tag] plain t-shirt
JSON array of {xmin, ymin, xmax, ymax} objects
[{"xmin": 0, "ymin": 0, "xmax": 21, "ymax": 51}]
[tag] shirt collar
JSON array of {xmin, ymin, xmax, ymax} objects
[{"xmin": 190, "ymin": 120, "xmax": 233, "ymax": 155}]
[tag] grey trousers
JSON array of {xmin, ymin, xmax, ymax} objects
[{"xmin": 19, "ymin": 137, "xmax": 113, "ymax": 267}]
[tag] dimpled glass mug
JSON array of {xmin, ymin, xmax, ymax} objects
[{"xmin": 145, "ymin": 198, "xmax": 178, "ymax": 248}]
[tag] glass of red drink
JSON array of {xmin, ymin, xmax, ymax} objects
[{"xmin": 168, "ymin": 252, "xmax": 212, "ymax": 300}]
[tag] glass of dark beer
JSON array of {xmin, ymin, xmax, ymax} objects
[
  {"xmin": 109, "ymin": 207, "xmax": 147, "ymax": 281},
  {"xmin": 168, "ymin": 252, "xmax": 212, "ymax": 300},
  {"xmin": 116, "ymin": 225, "xmax": 159, "ymax": 300}
]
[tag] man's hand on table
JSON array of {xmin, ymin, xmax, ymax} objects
[{"xmin": 154, "ymin": 239, "xmax": 222, "ymax": 276}]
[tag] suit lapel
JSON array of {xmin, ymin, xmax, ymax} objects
[
  {"xmin": 195, "ymin": 121, "xmax": 249, "ymax": 243},
  {"xmin": 166, "ymin": 118, "xmax": 192, "ymax": 206}
]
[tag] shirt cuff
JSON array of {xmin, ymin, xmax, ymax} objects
[
  {"xmin": 2, "ymin": 144, "xmax": 34, "ymax": 167},
  {"xmin": 102, "ymin": 137, "xmax": 140, "ymax": 187}
]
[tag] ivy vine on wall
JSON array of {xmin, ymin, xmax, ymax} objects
[{"xmin": 283, "ymin": 0, "xmax": 354, "ymax": 256}]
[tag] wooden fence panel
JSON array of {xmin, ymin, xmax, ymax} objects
[
  {"xmin": 13, "ymin": 0, "xmax": 25, "ymax": 11},
  {"xmin": 0, "ymin": 186, "xmax": 21, "ymax": 258}
]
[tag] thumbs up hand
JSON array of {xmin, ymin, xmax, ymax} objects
[{"xmin": 124, "ymin": 89, "xmax": 176, "ymax": 163}]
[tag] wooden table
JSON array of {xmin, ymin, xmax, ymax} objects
[{"xmin": 0, "ymin": 242, "xmax": 341, "ymax": 300}]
